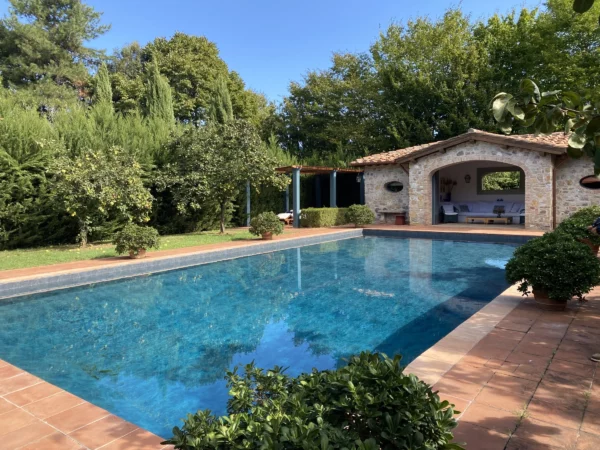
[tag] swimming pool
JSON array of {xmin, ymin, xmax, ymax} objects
[{"xmin": 0, "ymin": 237, "xmax": 516, "ymax": 437}]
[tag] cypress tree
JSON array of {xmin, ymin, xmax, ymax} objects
[
  {"xmin": 208, "ymin": 76, "xmax": 234, "ymax": 124},
  {"xmin": 94, "ymin": 63, "xmax": 113, "ymax": 106},
  {"xmin": 145, "ymin": 60, "xmax": 175, "ymax": 124}
]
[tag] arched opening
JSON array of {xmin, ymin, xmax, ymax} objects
[{"xmin": 431, "ymin": 161, "xmax": 526, "ymax": 226}]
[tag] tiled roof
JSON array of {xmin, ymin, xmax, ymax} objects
[{"xmin": 350, "ymin": 130, "xmax": 569, "ymax": 166}]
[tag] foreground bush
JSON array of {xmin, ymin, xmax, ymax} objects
[
  {"xmin": 113, "ymin": 224, "xmax": 160, "ymax": 257},
  {"xmin": 249, "ymin": 211, "xmax": 284, "ymax": 238},
  {"xmin": 556, "ymin": 206, "xmax": 600, "ymax": 250},
  {"xmin": 506, "ymin": 231, "xmax": 600, "ymax": 301},
  {"xmin": 163, "ymin": 352, "xmax": 461, "ymax": 450},
  {"xmin": 301, "ymin": 207, "xmax": 349, "ymax": 227},
  {"xmin": 346, "ymin": 204, "xmax": 375, "ymax": 227}
]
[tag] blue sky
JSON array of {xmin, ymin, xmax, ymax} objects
[{"xmin": 1, "ymin": 0, "xmax": 540, "ymax": 102}]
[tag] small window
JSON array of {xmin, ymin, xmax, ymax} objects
[
  {"xmin": 477, "ymin": 168, "xmax": 524, "ymax": 195},
  {"xmin": 385, "ymin": 181, "xmax": 404, "ymax": 193},
  {"xmin": 580, "ymin": 175, "xmax": 600, "ymax": 190}
]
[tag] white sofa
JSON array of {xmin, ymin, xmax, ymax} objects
[{"xmin": 442, "ymin": 201, "xmax": 525, "ymax": 223}]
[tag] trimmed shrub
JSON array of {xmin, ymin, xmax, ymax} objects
[
  {"xmin": 300, "ymin": 207, "xmax": 349, "ymax": 227},
  {"xmin": 556, "ymin": 206, "xmax": 600, "ymax": 247},
  {"xmin": 113, "ymin": 224, "xmax": 160, "ymax": 256},
  {"xmin": 346, "ymin": 204, "xmax": 375, "ymax": 227},
  {"xmin": 505, "ymin": 231, "xmax": 600, "ymax": 301},
  {"xmin": 163, "ymin": 352, "xmax": 461, "ymax": 450},
  {"xmin": 249, "ymin": 211, "xmax": 284, "ymax": 237}
]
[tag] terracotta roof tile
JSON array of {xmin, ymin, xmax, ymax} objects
[{"xmin": 350, "ymin": 130, "xmax": 569, "ymax": 166}]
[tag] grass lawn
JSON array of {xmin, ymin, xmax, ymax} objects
[{"xmin": 0, "ymin": 229, "xmax": 256, "ymax": 271}]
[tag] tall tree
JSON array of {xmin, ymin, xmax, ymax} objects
[
  {"xmin": 145, "ymin": 59, "xmax": 175, "ymax": 124},
  {"xmin": 159, "ymin": 121, "xmax": 288, "ymax": 233},
  {"xmin": 372, "ymin": 9, "xmax": 491, "ymax": 145},
  {"xmin": 279, "ymin": 53, "xmax": 391, "ymax": 163},
  {"xmin": 208, "ymin": 75, "xmax": 233, "ymax": 124},
  {"xmin": 94, "ymin": 62, "xmax": 113, "ymax": 105},
  {"xmin": 143, "ymin": 33, "xmax": 229, "ymax": 122},
  {"xmin": 0, "ymin": 0, "xmax": 109, "ymax": 92},
  {"xmin": 109, "ymin": 42, "xmax": 146, "ymax": 115}
]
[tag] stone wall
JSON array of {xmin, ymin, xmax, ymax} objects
[
  {"xmin": 408, "ymin": 142, "xmax": 554, "ymax": 230},
  {"xmin": 556, "ymin": 156, "xmax": 600, "ymax": 224},
  {"xmin": 364, "ymin": 165, "xmax": 410, "ymax": 223}
]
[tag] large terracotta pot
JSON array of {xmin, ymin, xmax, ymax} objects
[
  {"xmin": 579, "ymin": 238, "xmax": 600, "ymax": 256},
  {"xmin": 261, "ymin": 232, "xmax": 273, "ymax": 241},
  {"xmin": 129, "ymin": 248, "xmax": 147, "ymax": 259},
  {"xmin": 532, "ymin": 288, "xmax": 567, "ymax": 311}
]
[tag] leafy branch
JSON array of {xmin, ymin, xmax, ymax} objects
[{"xmin": 492, "ymin": 1, "xmax": 600, "ymax": 173}]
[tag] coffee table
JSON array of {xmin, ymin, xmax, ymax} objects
[{"xmin": 466, "ymin": 216, "xmax": 513, "ymax": 225}]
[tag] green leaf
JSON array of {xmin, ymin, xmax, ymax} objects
[
  {"xmin": 573, "ymin": 0, "xmax": 595, "ymax": 13},
  {"xmin": 562, "ymin": 91, "xmax": 581, "ymax": 109},
  {"xmin": 569, "ymin": 131, "xmax": 587, "ymax": 149},
  {"xmin": 497, "ymin": 117, "xmax": 513, "ymax": 134},
  {"xmin": 519, "ymin": 79, "xmax": 541, "ymax": 102},
  {"xmin": 506, "ymin": 98, "xmax": 525, "ymax": 120},
  {"xmin": 492, "ymin": 93, "xmax": 512, "ymax": 122},
  {"xmin": 542, "ymin": 90, "xmax": 561, "ymax": 97},
  {"xmin": 565, "ymin": 118, "xmax": 576, "ymax": 134}
]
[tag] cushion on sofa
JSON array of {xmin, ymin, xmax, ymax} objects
[
  {"xmin": 442, "ymin": 204, "xmax": 457, "ymax": 214},
  {"xmin": 458, "ymin": 204, "xmax": 470, "ymax": 212},
  {"xmin": 509, "ymin": 203, "xmax": 522, "ymax": 213}
]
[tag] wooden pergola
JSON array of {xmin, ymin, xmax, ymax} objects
[{"xmin": 274, "ymin": 165, "xmax": 365, "ymax": 228}]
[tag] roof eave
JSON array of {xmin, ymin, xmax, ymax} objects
[{"xmin": 393, "ymin": 132, "xmax": 566, "ymax": 164}]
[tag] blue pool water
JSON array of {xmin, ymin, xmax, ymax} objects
[{"xmin": 0, "ymin": 237, "xmax": 515, "ymax": 437}]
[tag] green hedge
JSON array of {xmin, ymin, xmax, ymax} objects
[{"xmin": 300, "ymin": 207, "xmax": 349, "ymax": 227}]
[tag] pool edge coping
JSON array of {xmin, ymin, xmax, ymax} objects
[{"xmin": 404, "ymin": 283, "xmax": 522, "ymax": 385}]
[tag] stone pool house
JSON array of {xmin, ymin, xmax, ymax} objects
[{"xmin": 350, "ymin": 129, "xmax": 600, "ymax": 231}]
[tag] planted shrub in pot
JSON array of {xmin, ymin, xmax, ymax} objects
[
  {"xmin": 556, "ymin": 206, "xmax": 600, "ymax": 255},
  {"xmin": 113, "ymin": 224, "xmax": 160, "ymax": 259},
  {"xmin": 346, "ymin": 204, "xmax": 375, "ymax": 228},
  {"xmin": 249, "ymin": 211, "xmax": 284, "ymax": 240},
  {"xmin": 163, "ymin": 352, "xmax": 461, "ymax": 450},
  {"xmin": 505, "ymin": 231, "xmax": 600, "ymax": 311}
]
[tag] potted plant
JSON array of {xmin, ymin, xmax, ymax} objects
[
  {"xmin": 113, "ymin": 224, "xmax": 161, "ymax": 259},
  {"xmin": 505, "ymin": 231, "xmax": 600, "ymax": 311},
  {"xmin": 345, "ymin": 204, "xmax": 375, "ymax": 228},
  {"xmin": 249, "ymin": 212, "xmax": 284, "ymax": 240},
  {"xmin": 556, "ymin": 206, "xmax": 600, "ymax": 255}
]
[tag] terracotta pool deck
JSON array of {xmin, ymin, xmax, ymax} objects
[
  {"xmin": 0, "ymin": 224, "xmax": 567, "ymax": 449},
  {"xmin": 423, "ymin": 288, "xmax": 600, "ymax": 449}
]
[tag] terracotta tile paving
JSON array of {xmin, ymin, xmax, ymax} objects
[
  {"xmin": 0, "ymin": 360, "xmax": 170, "ymax": 449},
  {"xmin": 412, "ymin": 287, "xmax": 600, "ymax": 449}
]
